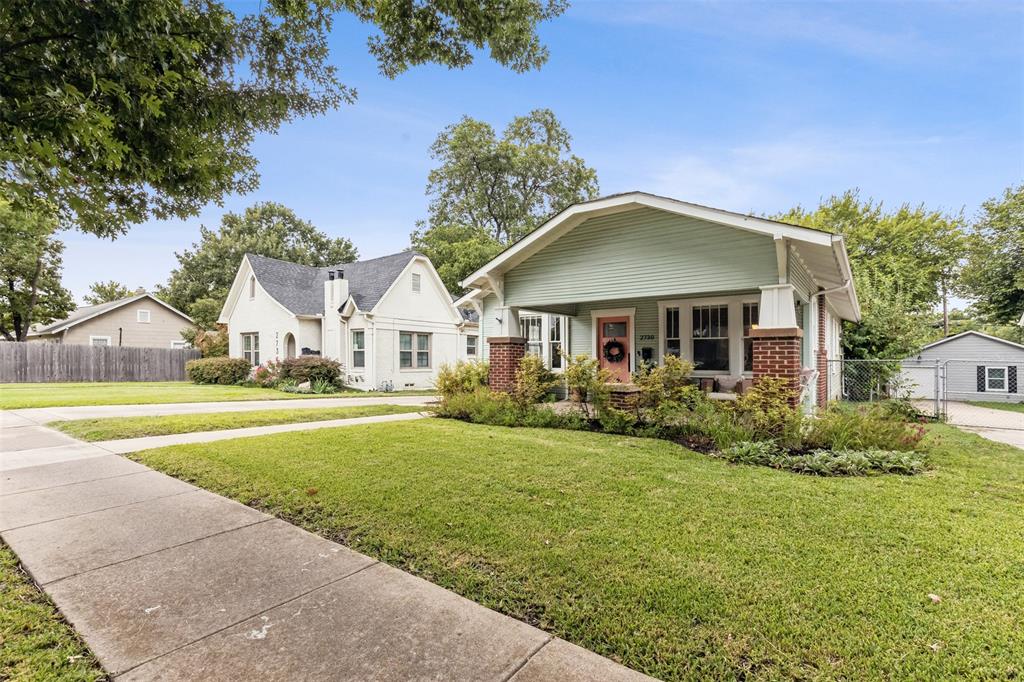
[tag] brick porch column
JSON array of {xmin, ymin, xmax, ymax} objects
[
  {"xmin": 815, "ymin": 293, "xmax": 828, "ymax": 408},
  {"xmin": 751, "ymin": 327, "xmax": 803, "ymax": 407},
  {"xmin": 487, "ymin": 336, "xmax": 526, "ymax": 393}
]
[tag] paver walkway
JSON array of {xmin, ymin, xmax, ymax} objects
[{"xmin": 0, "ymin": 419, "xmax": 654, "ymax": 681}]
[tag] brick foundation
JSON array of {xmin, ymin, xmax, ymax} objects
[
  {"xmin": 750, "ymin": 327, "xmax": 804, "ymax": 407},
  {"xmin": 487, "ymin": 336, "xmax": 526, "ymax": 393},
  {"xmin": 815, "ymin": 293, "xmax": 828, "ymax": 408}
]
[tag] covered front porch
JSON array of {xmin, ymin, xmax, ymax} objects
[{"xmin": 454, "ymin": 192, "xmax": 860, "ymax": 409}]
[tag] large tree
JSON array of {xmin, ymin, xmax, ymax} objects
[
  {"xmin": 959, "ymin": 184, "xmax": 1024, "ymax": 326},
  {"xmin": 0, "ymin": 201, "xmax": 74, "ymax": 341},
  {"xmin": 412, "ymin": 109, "xmax": 599, "ymax": 293},
  {"xmin": 160, "ymin": 202, "xmax": 357, "ymax": 323},
  {"xmin": 1, "ymin": 0, "xmax": 567, "ymax": 237},
  {"xmin": 778, "ymin": 190, "xmax": 967, "ymax": 358},
  {"xmin": 84, "ymin": 280, "xmax": 141, "ymax": 305}
]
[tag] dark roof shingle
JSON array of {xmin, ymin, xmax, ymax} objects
[{"xmin": 246, "ymin": 251, "xmax": 422, "ymax": 316}]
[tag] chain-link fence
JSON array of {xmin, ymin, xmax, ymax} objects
[{"xmin": 827, "ymin": 358, "xmax": 1024, "ymax": 430}]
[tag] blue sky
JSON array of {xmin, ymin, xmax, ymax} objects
[{"xmin": 61, "ymin": 0, "xmax": 1024, "ymax": 303}]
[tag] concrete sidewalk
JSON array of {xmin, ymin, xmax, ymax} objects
[
  {"xmin": 0, "ymin": 425, "xmax": 654, "ymax": 681},
  {"xmin": 7, "ymin": 394, "xmax": 436, "ymax": 424}
]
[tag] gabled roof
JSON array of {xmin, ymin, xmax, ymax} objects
[
  {"xmin": 460, "ymin": 191, "xmax": 860, "ymax": 321},
  {"xmin": 245, "ymin": 251, "xmax": 421, "ymax": 316},
  {"xmin": 29, "ymin": 293, "xmax": 193, "ymax": 336},
  {"xmin": 918, "ymin": 330, "xmax": 1024, "ymax": 353}
]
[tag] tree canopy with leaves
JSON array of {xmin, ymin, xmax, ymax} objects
[
  {"xmin": 959, "ymin": 184, "xmax": 1023, "ymax": 327},
  {"xmin": 84, "ymin": 280, "xmax": 141, "ymax": 305},
  {"xmin": 1, "ymin": 0, "xmax": 568, "ymax": 237},
  {"xmin": 778, "ymin": 190, "xmax": 967, "ymax": 358},
  {"xmin": 0, "ymin": 200, "xmax": 74, "ymax": 341},
  {"xmin": 160, "ymin": 202, "xmax": 357, "ymax": 326},
  {"xmin": 412, "ymin": 109, "xmax": 599, "ymax": 293}
]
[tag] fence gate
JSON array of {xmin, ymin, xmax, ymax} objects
[{"xmin": 826, "ymin": 357, "xmax": 1024, "ymax": 431}]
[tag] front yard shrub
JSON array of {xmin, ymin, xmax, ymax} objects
[
  {"xmin": 311, "ymin": 378, "xmax": 339, "ymax": 394},
  {"xmin": 633, "ymin": 355, "xmax": 695, "ymax": 407},
  {"xmin": 280, "ymin": 356, "xmax": 342, "ymax": 386},
  {"xmin": 186, "ymin": 357, "xmax": 251, "ymax": 385},
  {"xmin": 252, "ymin": 360, "xmax": 282, "ymax": 387},
  {"xmin": 563, "ymin": 354, "xmax": 613, "ymax": 418},
  {"xmin": 513, "ymin": 354, "xmax": 559, "ymax": 406},
  {"xmin": 730, "ymin": 377, "xmax": 803, "ymax": 447},
  {"xmin": 435, "ymin": 361, "xmax": 489, "ymax": 399},
  {"xmin": 804, "ymin": 404, "xmax": 926, "ymax": 452}
]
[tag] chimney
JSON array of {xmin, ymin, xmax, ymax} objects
[
  {"xmin": 328, "ymin": 271, "xmax": 335, "ymax": 281},
  {"xmin": 337, "ymin": 269, "xmax": 344, "ymax": 279}
]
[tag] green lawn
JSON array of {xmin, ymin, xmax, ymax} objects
[
  {"xmin": 54, "ymin": 404, "xmax": 424, "ymax": 441},
  {"xmin": 0, "ymin": 544, "xmax": 105, "ymax": 681},
  {"xmin": 132, "ymin": 420, "xmax": 1024, "ymax": 681},
  {"xmin": 968, "ymin": 400, "xmax": 1024, "ymax": 413},
  {"xmin": 0, "ymin": 382, "xmax": 435, "ymax": 409}
]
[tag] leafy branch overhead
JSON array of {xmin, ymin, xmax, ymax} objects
[{"xmin": 0, "ymin": 0, "xmax": 567, "ymax": 237}]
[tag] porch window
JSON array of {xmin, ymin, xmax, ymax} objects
[
  {"xmin": 400, "ymin": 332, "xmax": 430, "ymax": 368},
  {"xmin": 742, "ymin": 302, "xmax": 759, "ymax": 372},
  {"xmin": 242, "ymin": 333, "xmax": 260, "ymax": 365},
  {"xmin": 665, "ymin": 307, "xmax": 681, "ymax": 357},
  {"xmin": 521, "ymin": 314, "xmax": 543, "ymax": 357},
  {"xmin": 466, "ymin": 335, "xmax": 478, "ymax": 356},
  {"xmin": 692, "ymin": 305, "xmax": 728, "ymax": 372},
  {"xmin": 549, "ymin": 316, "xmax": 563, "ymax": 369},
  {"xmin": 351, "ymin": 330, "xmax": 365, "ymax": 368}
]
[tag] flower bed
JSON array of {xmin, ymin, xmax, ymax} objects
[{"xmin": 433, "ymin": 356, "xmax": 929, "ymax": 477}]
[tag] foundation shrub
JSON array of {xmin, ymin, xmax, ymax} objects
[
  {"xmin": 513, "ymin": 355, "xmax": 559, "ymax": 406},
  {"xmin": 563, "ymin": 354, "xmax": 613, "ymax": 418},
  {"xmin": 186, "ymin": 357, "xmax": 251, "ymax": 385},
  {"xmin": 252, "ymin": 360, "xmax": 282, "ymax": 388},
  {"xmin": 280, "ymin": 356, "xmax": 342, "ymax": 387},
  {"xmin": 633, "ymin": 355, "xmax": 695, "ymax": 407},
  {"xmin": 730, "ymin": 377, "xmax": 804, "ymax": 447},
  {"xmin": 435, "ymin": 361, "xmax": 490, "ymax": 400}
]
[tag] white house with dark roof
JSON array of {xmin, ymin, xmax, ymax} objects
[{"xmin": 218, "ymin": 251, "xmax": 478, "ymax": 391}]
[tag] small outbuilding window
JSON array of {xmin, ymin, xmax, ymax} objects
[
  {"xmin": 137, "ymin": 309, "xmax": 151, "ymax": 323},
  {"xmin": 986, "ymin": 366, "xmax": 1008, "ymax": 392}
]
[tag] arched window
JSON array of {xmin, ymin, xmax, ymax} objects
[{"xmin": 249, "ymin": 276, "xmax": 256, "ymax": 299}]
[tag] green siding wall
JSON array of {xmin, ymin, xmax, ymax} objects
[
  {"xmin": 504, "ymin": 207, "xmax": 777, "ymax": 307},
  {"xmin": 789, "ymin": 253, "xmax": 816, "ymax": 301}
]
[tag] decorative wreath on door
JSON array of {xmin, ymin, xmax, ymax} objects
[{"xmin": 602, "ymin": 339, "xmax": 627, "ymax": 363}]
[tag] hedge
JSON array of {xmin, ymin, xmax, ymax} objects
[{"xmin": 186, "ymin": 357, "xmax": 252, "ymax": 385}]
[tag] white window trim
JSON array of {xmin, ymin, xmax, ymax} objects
[
  {"xmin": 137, "ymin": 309, "xmax": 151, "ymax": 323},
  {"xmin": 89, "ymin": 335, "xmax": 112, "ymax": 347},
  {"xmin": 517, "ymin": 312, "xmax": 569, "ymax": 372},
  {"xmin": 466, "ymin": 334, "xmax": 478, "ymax": 357},
  {"xmin": 657, "ymin": 295, "xmax": 760, "ymax": 377},
  {"xmin": 985, "ymin": 366, "xmax": 1008, "ymax": 392},
  {"xmin": 411, "ymin": 273, "xmax": 422, "ymax": 294},
  {"xmin": 399, "ymin": 331, "xmax": 431, "ymax": 371},
  {"xmin": 241, "ymin": 332, "xmax": 260, "ymax": 366},
  {"xmin": 351, "ymin": 329, "xmax": 366, "ymax": 371},
  {"xmin": 590, "ymin": 307, "xmax": 636, "ymax": 375}
]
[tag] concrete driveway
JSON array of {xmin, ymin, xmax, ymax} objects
[{"xmin": 944, "ymin": 401, "xmax": 1024, "ymax": 449}]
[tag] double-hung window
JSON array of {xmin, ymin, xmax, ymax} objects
[
  {"xmin": 692, "ymin": 305, "xmax": 729, "ymax": 371},
  {"xmin": 985, "ymin": 366, "xmax": 1007, "ymax": 392},
  {"xmin": 521, "ymin": 315, "xmax": 543, "ymax": 357},
  {"xmin": 351, "ymin": 330, "xmax": 365, "ymax": 368},
  {"xmin": 466, "ymin": 335, "xmax": 478, "ymax": 357},
  {"xmin": 664, "ymin": 307, "xmax": 681, "ymax": 357},
  {"xmin": 742, "ymin": 302, "xmax": 759, "ymax": 373},
  {"xmin": 548, "ymin": 316, "xmax": 564, "ymax": 369},
  {"xmin": 242, "ymin": 333, "xmax": 260, "ymax": 365},
  {"xmin": 400, "ymin": 332, "xmax": 430, "ymax": 369}
]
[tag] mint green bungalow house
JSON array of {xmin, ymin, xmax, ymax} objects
[{"xmin": 455, "ymin": 192, "xmax": 861, "ymax": 408}]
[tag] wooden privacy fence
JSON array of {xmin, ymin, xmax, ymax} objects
[{"xmin": 0, "ymin": 342, "xmax": 201, "ymax": 383}]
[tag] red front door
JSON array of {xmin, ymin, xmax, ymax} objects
[{"xmin": 597, "ymin": 316, "xmax": 631, "ymax": 383}]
